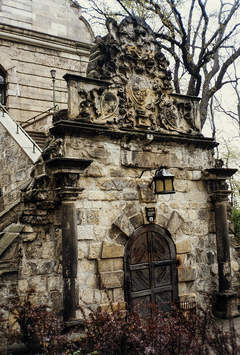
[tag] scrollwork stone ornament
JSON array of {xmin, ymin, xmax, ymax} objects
[{"xmin": 75, "ymin": 16, "xmax": 201, "ymax": 134}]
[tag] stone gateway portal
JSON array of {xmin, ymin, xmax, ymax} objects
[{"xmin": 124, "ymin": 224, "xmax": 178, "ymax": 316}]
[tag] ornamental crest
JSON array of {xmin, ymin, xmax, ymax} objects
[{"xmin": 66, "ymin": 16, "xmax": 201, "ymax": 134}]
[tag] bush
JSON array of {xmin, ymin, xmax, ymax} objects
[
  {"xmin": 1, "ymin": 288, "xmax": 71, "ymax": 354},
  {"xmin": 77, "ymin": 301, "xmax": 240, "ymax": 355},
  {"xmin": 1, "ymin": 289, "xmax": 240, "ymax": 354}
]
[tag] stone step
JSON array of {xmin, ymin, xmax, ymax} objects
[{"xmin": 26, "ymin": 130, "xmax": 47, "ymax": 149}]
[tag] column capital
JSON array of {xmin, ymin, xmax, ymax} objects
[
  {"xmin": 44, "ymin": 157, "xmax": 92, "ymax": 201},
  {"xmin": 210, "ymin": 190, "xmax": 231, "ymax": 202}
]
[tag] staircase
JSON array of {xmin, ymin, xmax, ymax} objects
[
  {"xmin": 0, "ymin": 108, "xmax": 42, "ymax": 163},
  {"xmin": 26, "ymin": 131, "xmax": 47, "ymax": 149}
]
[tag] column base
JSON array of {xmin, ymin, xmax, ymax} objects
[{"xmin": 213, "ymin": 291, "xmax": 239, "ymax": 319}]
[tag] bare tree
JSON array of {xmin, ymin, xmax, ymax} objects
[{"xmin": 81, "ymin": 0, "xmax": 240, "ymax": 129}]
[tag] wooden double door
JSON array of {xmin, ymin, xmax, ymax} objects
[{"xmin": 124, "ymin": 224, "xmax": 178, "ymax": 316}]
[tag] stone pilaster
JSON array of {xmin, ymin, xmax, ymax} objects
[{"xmin": 203, "ymin": 168, "xmax": 238, "ymax": 318}]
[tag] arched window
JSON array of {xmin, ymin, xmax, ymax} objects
[{"xmin": 0, "ymin": 69, "xmax": 6, "ymax": 105}]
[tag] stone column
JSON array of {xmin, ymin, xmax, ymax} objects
[
  {"xmin": 212, "ymin": 192, "xmax": 232, "ymax": 293},
  {"xmin": 45, "ymin": 158, "xmax": 92, "ymax": 322},
  {"xmin": 203, "ymin": 167, "xmax": 238, "ymax": 318},
  {"xmin": 61, "ymin": 192, "xmax": 79, "ymax": 322}
]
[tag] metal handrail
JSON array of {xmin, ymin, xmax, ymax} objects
[
  {"xmin": 20, "ymin": 105, "xmax": 57, "ymax": 127},
  {"xmin": 0, "ymin": 103, "xmax": 42, "ymax": 153}
]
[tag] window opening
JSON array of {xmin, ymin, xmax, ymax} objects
[{"xmin": 0, "ymin": 69, "xmax": 6, "ymax": 105}]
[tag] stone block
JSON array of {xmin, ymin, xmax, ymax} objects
[
  {"xmin": 29, "ymin": 275, "xmax": 47, "ymax": 292},
  {"xmin": 176, "ymin": 237, "xmax": 192, "ymax": 254},
  {"xmin": 41, "ymin": 242, "xmax": 55, "ymax": 259},
  {"xmin": 101, "ymin": 289, "xmax": 113, "ymax": 303},
  {"xmin": 123, "ymin": 191, "xmax": 139, "ymax": 200},
  {"xmin": 98, "ymin": 302, "xmax": 125, "ymax": 312},
  {"xmin": 179, "ymin": 293, "xmax": 197, "ymax": 303},
  {"xmin": 113, "ymin": 288, "xmax": 125, "ymax": 302},
  {"xmin": 178, "ymin": 267, "xmax": 196, "ymax": 282},
  {"xmin": 231, "ymin": 261, "xmax": 239, "ymax": 272},
  {"xmin": 155, "ymin": 214, "xmax": 168, "ymax": 229},
  {"xmin": 129, "ymin": 213, "xmax": 143, "ymax": 228},
  {"xmin": 100, "ymin": 271, "xmax": 124, "ymax": 289},
  {"xmin": 78, "ymin": 241, "xmax": 89, "ymax": 259},
  {"xmin": 99, "ymin": 178, "xmax": 136, "ymax": 191},
  {"xmin": 18, "ymin": 279, "xmax": 28, "ymax": 293},
  {"xmin": 166, "ymin": 211, "xmax": 184, "ymax": 235},
  {"xmin": 77, "ymin": 225, "xmax": 94, "ymax": 240},
  {"xmin": 110, "ymin": 168, "xmax": 124, "ymax": 177},
  {"xmin": 22, "ymin": 232, "xmax": 37, "ymax": 242},
  {"xmin": 176, "ymin": 254, "xmax": 187, "ymax": 267},
  {"xmin": 102, "ymin": 241, "xmax": 125, "ymax": 258},
  {"xmin": 105, "ymin": 192, "xmax": 122, "ymax": 201},
  {"xmin": 94, "ymin": 226, "xmax": 108, "ymax": 241},
  {"xmin": 76, "ymin": 209, "xmax": 85, "ymax": 225},
  {"xmin": 89, "ymin": 243, "xmax": 102, "ymax": 259},
  {"xmin": 79, "ymin": 259, "xmax": 96, "ymax": 273},
  {"xmin": 81, "ymin": 288, "xmax": 94, "ymax": 303},
  {"xmin": 192, "ymin": 171, "xmax": 201, "ymax": 180},
  {"xmin": 98, "ymin": 259, "xmax": 113, "ymax": 272},
  {"xmin": 88, "ymin": 190, "xmax": 105, "ymax": 201},
  {"xmin": 174, "ymin": 180, "xmax": 191, "ymax": 193},
  {"xmin": 94, "ymin": 289, "xmax": 101, "ymax": 303},
  {"xmin": 113, "ymin": 212, "xmax": 134, "ymax": 237},
  {"xmin": 47, "ymin": 275, "xmax": 61, "ymax": 291},
  {"xmin": 188, "ymin": 210, "xmax": 198, "ymax": 220},
  {"xmin": 86, "ymin": 274, "xmax": 97, "ymax": 288},
  {"xmin": 138, "ymin": 182, "xmax": 157, "ymax": 203},
  {"xmin": 84, "ymin": 161, "xmax": 107, "ymax": 177},
  {"xmin": 87, "ymin": 210, "xmax": 99, "ymax": 225}
]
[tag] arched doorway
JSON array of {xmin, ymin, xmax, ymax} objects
[{"xmin": 124, "ymin": 224, "xmax": 178, "ymax": 316}]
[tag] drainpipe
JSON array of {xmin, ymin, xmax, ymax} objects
[{"xmin": 203, "ymin": 168, "xmax": 238, "ymax": 318}]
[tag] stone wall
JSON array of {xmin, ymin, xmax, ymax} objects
[
  {"xmin": 16, "ymin": 127, "xmax": 230, "ymax": 316},
  {"xmin": 0, "ymin": 0, "xmax": 93, "ymax": 126},
  {"xmin": 0, "ymin": 122, "xmax": 33, "ymax": 211},
  {"xmin": 63, "ymin": 133, "xmax": 219, "ymax": 311}
]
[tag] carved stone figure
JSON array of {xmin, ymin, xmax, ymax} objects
[{"xmin": 72, "ymin": 16, "xmax": 201, "ymax": 134}]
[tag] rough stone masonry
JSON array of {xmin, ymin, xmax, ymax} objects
[{"xmin": 1, "ymin": 16, "xmax": 239, "ymax": 336}]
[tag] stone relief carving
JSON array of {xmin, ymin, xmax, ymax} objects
[{"xmin": 74, "ymin": 16, "xmax": 201, "ymax": 134}]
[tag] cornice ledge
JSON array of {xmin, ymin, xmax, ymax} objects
[{"xmin": 0, "ymin": 24, "xmax": 92, "ymax": 56}]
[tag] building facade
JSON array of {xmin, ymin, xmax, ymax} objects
[{"xmin": 0, "ymin": 11, "xmax": 239, "ymax": 350}]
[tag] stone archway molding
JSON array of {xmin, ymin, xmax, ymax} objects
[{"xmin": 113, "ymin": 209, "xmax": 184, "ymax": 238}]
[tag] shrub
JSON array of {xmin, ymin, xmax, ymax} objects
[
  {"xmin": 1, "ymin": 289, "xmax": 240, "ymax": 355},
  {"xmin": 2, "ymin": 288, "xmax": 71, "ymax": 355},
  {"xmin": 77, "ymin": 301, "xmax": 240, "ymax": 355}
]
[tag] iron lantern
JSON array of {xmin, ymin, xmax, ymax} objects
[{"xmin": 153, "ymin": 166, "xmax": 175, "ymax": 194}]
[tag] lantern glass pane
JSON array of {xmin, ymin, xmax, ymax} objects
[
  {"xmin": 165, "ymin": 178, "xmax": 173, "ymax": 192},
  {"xmin": 155, "ymin": 179, "xmax": 164, "ymax": 193}
]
